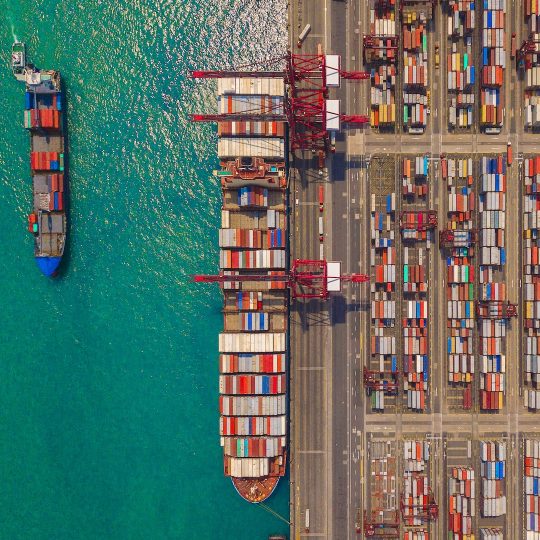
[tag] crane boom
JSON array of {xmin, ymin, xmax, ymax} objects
[{"xmin": 193, "ymin": 259, "xmax": 369, "ymax": 299}]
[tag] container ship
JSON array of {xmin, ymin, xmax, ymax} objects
[
  {"xmin": 213, "ymin": 77, "xmax": 288, "ymax": 502},
  {"xmin": 12, "ymin": 42, "xmax": 67, "ymax": 277}
]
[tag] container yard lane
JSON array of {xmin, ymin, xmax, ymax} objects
[{"xmin": 288, "ymin": 1, "xmax": 540, "ymax": 540}]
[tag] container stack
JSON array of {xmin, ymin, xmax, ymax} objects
[
  {"xmin": 404, "ymin": 532, "xmax": 429, "ymax": 540},
  {"xmin": 370, "ymin": 189, "xmax": 398, "ymax": 410},
  {"xmin": 480, "ymin": 0, "xmax": 506, "ymax": 131},
  {"xmin": 403, "ymin": 297, "xmax": 429, "ymax": 410},
  {"xmin": 442, "ymin": 158, "xmax": 475, "ymax": 408},
  {"xmin": 447, "ymin": 2, "xmax": 476, "ymax": 129},
  {"xmin": 402, "ymin": 440, "xmax": 431, "ymax": 534},
  {"xmin": 480, "ymin": 441, "xmax": 506, "ymax": 518},
  {"xmin": 401, "ymin": 158, "xmax": 431, "ymax": 411},
  {"xmin": 448, "ymin": 467, "xmax": 476, "ymax": 539},
  {"xmin": 524, "ymin": 3, "xmax": 540, "ymax": 129},
  {"xmin": 523, "ymin": 157, "xmax": 540, "ymax": 409},
  {"xmin": 214, "ymin": 77, "xmax": 288, "ymax": 490},
  {"xmin": 402, "ymin": 9, "xmax": 429, "ymax": 133},
  {"xmin": 368, "ymin": 0, "xmax": 397, "ymax": 129},
  {"xmin": 23, "ymin": 91, "xmax": 62, "ymax": 130},
  {"xmin": 402, "ymin": 156, "xmax": 429, "ymax": 198},
  {"xmin": 368, "ymin": 441, "xmax": 398, "ymax": 528},
  {"xmin": 478, "ymin": 156, "xmax": 507, "ymax": 411},
  {"xmin": 525, "ymin": 439, "xmax": 540, "ymax": 537},
  {"xmin": 30, "ymin": 152, "xmax": 65, "ymax": 172}
]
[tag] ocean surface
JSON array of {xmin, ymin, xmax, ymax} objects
[{"xmin": 0, "ymin": 1, "xmax": 288, "ymax": 538}]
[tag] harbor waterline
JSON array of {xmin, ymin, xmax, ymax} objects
[{"xmin": 0, "ymin": 1, "xmax": 288, "ymax": 538}]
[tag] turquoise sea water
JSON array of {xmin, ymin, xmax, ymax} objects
[{"xmin": 0, "ymin": 1, "xmax": 288, "ymax": 538}]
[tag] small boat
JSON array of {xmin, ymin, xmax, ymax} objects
[{"xmin": 12, "ymin": 41, "xmax": 26, "ymax": 81}]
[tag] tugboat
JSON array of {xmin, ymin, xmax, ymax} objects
[
  {"xmin": 11, "ymin": 41, "xmax": 26, "ymax": 81},
  {"xmin": 13, "ymin": 44, "xmax": 67, "ymax": 277}
]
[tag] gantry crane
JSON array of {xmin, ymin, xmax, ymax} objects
[
  {"xmin": 475, "ymin": 300, "xmax": 518, "ymax": 320},
  {"xmin": 363, "ymin": 367, "xmax": 398, "ymax": 395},
  {"xmin": 363, "ymin": 510, "xmax": 400, "ymax": 538},
  {"xmin": 399, "ymin": 0, "xmax": 436, "ymax": 16},
  {"xmin": 517, "ymin": 34, "xmax": 540, "ymax": 70},
  {"xmin": 193, "ymin": 259, "xmax": 369, "ymax": 300},
  {"xmin": 399, "ymin": 211, "xmax": 438, "ymax": 231},
  {"xmin": 363, "ymin": 34, "xmax": 399, "ymax": 64},
  {"xmin": 400, "ymin": 486, "xmax": 439, "ymax": 524},
  {"xmin": 439, "ymin": 229, "xmax": 476, "ymax": 248},
  {"xmin": 190, "ymin": 51, "xmax": 370, "ymax": 152}
]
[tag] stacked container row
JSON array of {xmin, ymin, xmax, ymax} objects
[
  {"xmin": 523, "ymin": 4, "xmax": 540, "ymax": 128},
  {"xmin": 368, "ymin": 1, "xmax": 397, "ymax": 129},
  {"xmin": 480, "ymin": 0, "xmax": 506, "ymax": 131},
  {"xmin": 525, "ymin": 439, "xmax": 540, "ymax": 535},
  {"xmin": 442, "ymin": 157, "xmax": 476, "ymax": 408},
  {"xmin": 402, "ymin": 156, "xmax": 429, "ymax": 198},
  {"xmin": 401, "ymin": 156, "xmax": 431, "ymax": 411},
  {"xmin": 523, "ymin": 157, "xmax": 540, "ymax": 408},
  {"xmin": 446, "ymin": 1, "xmax": 476, "ymax": 129},
  {"xmin": 479, "ymin": 156, "xmax": 507, "ymax": 410},
  {"xmin": 369, "ymin": 189, "xmax": 398, "ymax": 410},
  {"xmin": 402, "ymin": 9, "xmax": 429, "ymax": 133},
  {"xmin": 402, "ymin": 440, "xmax": 431, "ymax": 534},
  {"xmin": 448, "ymin": 467, "xmax": 476, "ymax": 537},
  {"xmin": 480, "ymin": 441, "xmax": 506, "ymax": 517},
  {"xmin": 367, "ymin": 441, "xmax": 398, "ymax": 529}
]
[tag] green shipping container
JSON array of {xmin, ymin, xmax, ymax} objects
[
  {"xmin": 463, "ymin": 53, "xmax": 469, "ymax": 70},
  {"xmin": 404, "ymin": 106, "xmax": 409, "ymax": 124},
  {"xmin": 422, "ymin": 35, "xmax": 427, "ymax": 52},
  {"xmin": 464, "ymin": 266, "xmax": 469, "ymax": 283},
  {"xmin": 404, "ymin": 264, "xmax": 409, "ymax": 283}
]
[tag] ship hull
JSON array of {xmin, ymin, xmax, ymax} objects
[
  {"xmin": 231, "ymin": 476, "xmax": 280, "ymax": 504},
  {"xmin": 35, "ymin": 256, "xmax": 62, "ymax": 277}
]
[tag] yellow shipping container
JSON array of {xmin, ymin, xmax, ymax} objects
[
  {"xmin": 526, "ymin": 302, "xmax": 534, "ymax": 319},
  {"xmin": 481, "ymin": 105, "xmax": 487, "ymax": 124},
  {"xmin": 390, "ymin": 104, "xmax": 396, "ymax": 122}
]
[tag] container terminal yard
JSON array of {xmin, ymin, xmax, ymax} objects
[
  {"xmin": 192, "ymin": 0, "xmax": 540, "ymax": 538},
  {"xmin": 286, "ymin": 0, "xmax": 540, "ymax": 539}
]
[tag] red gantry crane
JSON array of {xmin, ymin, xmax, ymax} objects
[
  {"xmin": 517, "ymin": 34, "xmax": 540, "ymax": 70},
  {"xmin": 400, "ymin": 486, "xmax": 439, "ymax": 524},
  {"xmin": 193, "ymin": 259, "xmax": 368, "ymax": 300},
  {"xmin": 190, "ymin": 50, "xmax": 370, "ymax": 152},
  {"xmin": 475, "ymin": 300, "xmax": 518, "ymax": 320},
  {"xmin": 439, "ymin": 229, "xmax": 477, "ymax": 248},
  {"xmin": 363, "ymin": 367, "xmax": 398, "ymax": 396},
  {"xmin": 363, "ymin": 510, "xmax": 400, "ymax": 538},
  {"xmin": 399, "ymin": 210, "xmax": 438, "ymax": 232}
]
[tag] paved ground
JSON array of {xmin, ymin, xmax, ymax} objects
[{"xmin": 288, "ymin": 1, "xmax": 540, "ymax": 539}]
